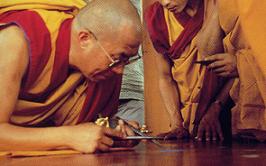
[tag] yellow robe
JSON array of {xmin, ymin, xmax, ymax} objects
[
  {"xmin": 0, "ymin": 1, "xmax": 91, "ymax": 127},
  {"xmin": 219, "ymin": 0, "xmax": 266, "ymax": 133},
  {"xmin": 237, "ymin": 0, "xmax": 266, "ymax": 79},
  {"xmin": 165, "ymin": 9, "xmax": 202, "ymax": 133},
  {"xmin": 0, "ymin": 0, "xmax": 86, "ymax": 15},
  {"xmin": 164, "ymin": 0, "xmax": 221, "ymax": 133}
]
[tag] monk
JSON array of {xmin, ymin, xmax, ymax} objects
[
  {"xmin": 145, "ymin": 0, "xmax": 232, "ymax": 141},
  {"xmin": 0, "ymin": 0, "xmax": 142, "ymax": 153},
  {"xmin": 199, "ymin": 0, "xmax": 266, "ymax": 141}
]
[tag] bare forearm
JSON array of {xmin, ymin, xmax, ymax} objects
[
  {"xmin": 0, "ymin": 123, "xmax": 70, "ymax": 151},
  {"xmin": 159, "ymin": 78, "xmax": 183, "ymax": 127}
]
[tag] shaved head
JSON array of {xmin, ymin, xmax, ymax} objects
[
  {"xmin": 75, "ymin": 0, "xmax": 141, "ymax": 42},
  {"xmin": 69, "ymin": 0, "xmax": 142, "ymax": 81}
]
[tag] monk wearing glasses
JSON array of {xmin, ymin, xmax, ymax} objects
[{"xmin": 0, "ymin": 0, "xmax": 142, "ymax": 153}]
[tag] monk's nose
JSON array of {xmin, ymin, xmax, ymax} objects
[{"xmin": 161, "ymin": 0, "xmax": 171, "ymax": 8}]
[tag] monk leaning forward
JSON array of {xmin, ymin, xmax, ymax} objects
[
  {"xmin": 197, "ymin": 0, "xmax": 266, "ymax": 142},
  {"xmin": 0, "ymin": 0, "xmax": 142, "ymax": 153},
  {"xmin": 145, "ymin": 0, "xmax": 234, "ymax": 141},
  {"xmin": 204, "ymin": 0, "xmax": 266, "ymax": 141}
]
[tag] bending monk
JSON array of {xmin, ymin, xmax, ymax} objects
[
  {"xmin": 198, "ymin": 0, "xmax": 266, "ymax": 141},
  {"xmin": 145, "ymin": 0, "xmax": 233, "ymax": 141},
  {"xmin": 0, "ymin": 0, "xmax": 142, "ymax": 153}
]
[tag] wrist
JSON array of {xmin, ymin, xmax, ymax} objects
[
  {"xmin": 169, "ymin": 110, "xmax": 184, "ymax": 129},
  {"xmin": 60, "ymin": 126, "xmax": 73, "ymax": 149},
  {"xmin": 211, "ymin": 100, "xmax": 224, "ymax": 114}
]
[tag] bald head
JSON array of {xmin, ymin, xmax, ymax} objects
[{"xmin": 75, "ymin": 0, "xmax": 141, "ymax": 42}]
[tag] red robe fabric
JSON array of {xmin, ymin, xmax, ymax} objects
[{"xmin": 144, "ymin": 1, "xmax": 204, "ymax": 59}]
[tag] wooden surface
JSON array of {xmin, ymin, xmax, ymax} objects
[{"xmin": 1, "ymin": 141, "xmax": 266, "ymax": 166}]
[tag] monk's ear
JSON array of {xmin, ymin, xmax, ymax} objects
[{"xmin": 77, "ymin": 30, "xmax": 94, "ymax": 48}]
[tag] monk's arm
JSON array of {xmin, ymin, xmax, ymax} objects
[
  {"xmin": 154, "ymin": 53, "xmax": 183, "ymax": 129},
  {"xmin": 0, "ymin": 26, "xmax": 122, "ymax": 152},
  {"xmin": 0, "ymin": 25, "xmax": 69, "ymax": 150},
  {"xmin": 195, "ymin": 60, "xmax": 235, "ymax": 140},
  {"xmin": 214, "ymin": 78, "xmax": 234, "ymax": 109}
]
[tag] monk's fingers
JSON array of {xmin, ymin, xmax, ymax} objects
[
  {"xmin": 126, "ymin": 120, "xmax": 140, "ymax": 129},
  {"xmin": 103, "ymin": 127, "xmax": 123, "ymax": 138},
  {"xmin": 100, "ymin": 135, "xmax": 114, "ymax": 147},
  {"xmin": 196, "ymin": 124, "xmax": 205, "ymax": 141},
  {"xmin": 164, "ymin": 132, "xmax": 177, "ymax": 140},
  {"xmin": 117, "ymin": 120, "xmax": 140, "ymax": 136},
  {"xmin": 211, "ymin": 66, "xmax": 228, "ymax": 73},
  {"xmin": 207, "ymin": 60, "xmax": 226, "ymax": 69},
  {"xmin": 117, "ymin": 120, "xmax": 127, "ymax": 136},
  {"xmin": 118, "ymin": 119, "xmax": 125, "ymax": 127},
  {"xmin": 122, "ymin": 125, "xmax": 141, "ymax": 147},
  {"xmin": 211, "ymin": 126, "xmax": 217, "ymax": 141},
  {"xmin": 205, "ymin": 125, "xmax": 212, "ymax": 141},
  {"xmin": 216, "ymin": 71, "xmax": 232, "ymax": 77},
  {"xmin": 204, "ymin": 53, "xmax": 226, "ymax": 62},
  {"xmin": 175, "ymin": 128, "xmax": 189, "ymax": 139},
  {"xmin": 157, "ymin": 131, "xmax": 174, "ymax": 140},
  {"xmin": 124, "ymin": 125, "xmax": 135, "ymax": 136},
  {"xmin": 114, "ymin": 120, "xmax": 122, "ymax": 132},
  {"xmin": 215, "ymin": 123, "xmax": 224, "ymax": 141},
  {"xmin": 115, "ymin": 125, "xmax": 121, "ymax": 132},
  {"xmin": 98, "ymin": 143, "xmax": 110, "ymax": 152}
]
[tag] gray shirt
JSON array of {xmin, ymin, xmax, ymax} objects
[{"xmin": 119, "ymin": 0, "xmax": 144, "ymax": 100}]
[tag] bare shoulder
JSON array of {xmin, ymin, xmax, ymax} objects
[
  {"xmin": 0, "ymin": 25, "xmax": 29, "ymax": 77},
  {"xmin": 0, "ymin": 25, "xmax": 28, "ymax": 53}
]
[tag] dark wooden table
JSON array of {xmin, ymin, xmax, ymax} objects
[{"xmin": 1, "ymin": 140, "xmax": 266, "ymax": 166}]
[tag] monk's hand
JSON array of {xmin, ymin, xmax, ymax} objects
[
  {"xmin": 204, "ymin": 53, "xmax": 238, "ymax": 77},
  {"xmin": 66, "ymin": 123, "xmax": 123, "ymax": 153},
  {"xmin": 158, "ymin": 126, "xmax": 189, "ymax": 140},
  {"xmin": 196, "ymin": 103, "xmax": 224, "ymax": 141},
  {"xmin": 114, "ymin": 119, "xmax": 140, "ymax": 147}
]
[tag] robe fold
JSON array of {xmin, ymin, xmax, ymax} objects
[
  {"xmin": 0, "ymin": 1, "xmax": 121, "ymax": 127},
  {"xmin": 218, "ymin": 0, "xmax": 266, "ymax": 133},
  {"xmin": 145, "ymin": 1, "xmax": 224, "ymax": 134},
  {"xmin": 237, "ymin": 0, "xmax": 266, "ymax": 79}
]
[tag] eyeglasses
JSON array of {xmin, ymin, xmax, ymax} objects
[{"xmin": 91, "ymin": 31, "xmax": 141, "ymax": 69}]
